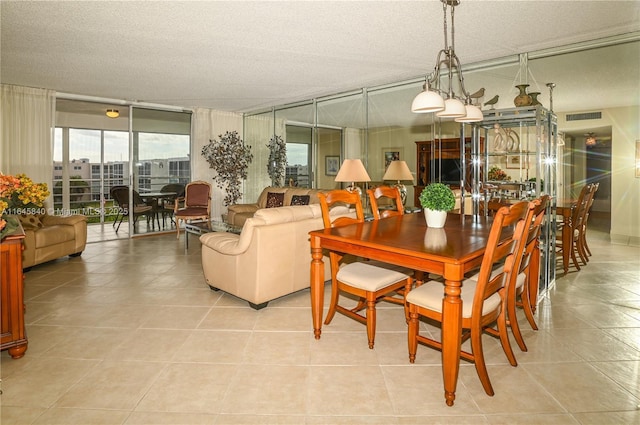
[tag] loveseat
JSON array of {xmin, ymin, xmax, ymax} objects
[
  {"xmin": 16, "ymin": 214, "xmax": 88, "ymax": 269},
  {"xmin": 225, "ymin": 186, "xmax": 328, "ymax": 227},
  {"xmin": 200, "ymin": 203, "xmax": 350, "ymax": 309}
]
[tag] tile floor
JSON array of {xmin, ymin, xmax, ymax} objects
[{"xmin": 1, "ymin": 230, "xmax": 639, "ymax": 424}]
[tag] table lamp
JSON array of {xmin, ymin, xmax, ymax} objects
[
  {"xmin": 335, "ymin": 159, "xmax": 371, "ymax": 197},
  {"xmin": 382, "ymin": 160, "xmax": 414, "ymax": 205}
]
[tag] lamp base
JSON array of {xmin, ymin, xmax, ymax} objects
[
  {"xmin": 394, "ymin": 182, "xmax": 407, "ymax": 205},
  {"xmin": 345, "ymin": 184, "xmax": 362, "ymax": 198}
]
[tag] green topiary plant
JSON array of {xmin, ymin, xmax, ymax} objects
[{"xmin": 419, "ymin": 183, "xmax": 456, "ymax": 212}]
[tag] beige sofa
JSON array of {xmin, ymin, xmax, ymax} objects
[
  {"xmin": 225, "ymin": 186, "xmax": 328, "ymax": 227},
  {"xmin": 200, "ymin": 203, "xmax": 349, "ymax": 309},
  {"xmin": 17, "ymin": 214, "xmax": 88, "ymax": 269}
]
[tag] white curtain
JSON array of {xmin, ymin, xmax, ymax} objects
[
  {"xmin": 192, "ymin": 108, "xmax": 243, "ymax": 220},
  {"xmin": 1, "ymin": 84, "xmax": 55, "ymax": 192}
]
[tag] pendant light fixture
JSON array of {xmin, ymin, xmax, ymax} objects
[{"xmin": 411, "ymin": 0, "xmax": 483, "ymax": 123}]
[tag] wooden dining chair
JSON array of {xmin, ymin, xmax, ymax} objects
[
  {"xmin": 556, "ymin": 183, "xmax": 594, "ymax": 272},
  {"xmin": 406, "ymin": 201, "xmax": 530, "ymax": 396},
  {"xmin": 318, "ymin": 190, "xmax": 413, "ymax": 349},
  {"xmin": 579, "ymin": 182, "xmax": 599, "ymax": 261},
  {"xmin": 174, "ymin": 180, "xmax": 211, "ymax": 239},
  {"xmin": 367, "ymin": 185, "xmax": 404, "ymax": 219}
]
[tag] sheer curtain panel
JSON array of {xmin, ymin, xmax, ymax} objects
[{"xmin": 1, "ymin": 84, "xmax": 55, "ymax": 190}]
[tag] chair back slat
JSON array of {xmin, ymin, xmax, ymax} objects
[
  {"xmin": 318, "ymin": 190, "xmax": 364, "ymax": 229},
  {"xmin": 367, "ymin": 186, "xmax": 404, "ymax": 220}
]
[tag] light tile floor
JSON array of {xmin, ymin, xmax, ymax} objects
[{"xmin": 1, "ymin": 230, "xmax": 639, "ymax": 424}]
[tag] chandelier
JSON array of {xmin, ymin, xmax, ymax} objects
[{"xmin": 411, "ymin": 0, "xmax": 483, "ymax": 123}]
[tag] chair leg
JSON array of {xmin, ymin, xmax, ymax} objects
[
  {"xmin": 497, "ymin": 299, "xmax": 518, "ymax": 366},
  {"xmin": 508, "ymin": 291, "xmax": 528, "ymax": 353},
  {"xmin": 323, "ymin": 279, "xmax": 341, "ymax": 325},
  {"xmin": 519, "ymin": 281, "xmax": 538, "ymax": 331},
  {"xmin": 176, "ymin": 218, "xmax": 181, "ymax": 239},
  {"xmin": 365, "ymin": 296, "xmax": 376, "ymax": 349},
  {"xmin": 408, "ymin": 308, "xmax": 419, "ymax": 363},
  {"xmin": 470, "ymin": 327, "xmax": 494, "ymax": 396}
]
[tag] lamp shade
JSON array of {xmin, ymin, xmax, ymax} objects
[
  {"xmin": 435, "ymin": 98, "xmax": 466, "ymax": 118},
  {"xmin": 455, "ymin": 104, "xmax": 484, "ymax": 123},
  {"xmin": 411, "ymin": 89, "xmax": 445, "ymax": 113},
  {"xmin": 335, "ymin": 159, "xmax": 371, "ymax": 182},
  {"xmin": 383, "ymin": 161, "xmax": 414, "ymax": 182},
  {"xmin": 106, "ymin": 109, "xmax": 120, "ymax": 118}
]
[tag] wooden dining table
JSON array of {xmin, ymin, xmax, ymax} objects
[{"xmin": 309, "ymin": 212, "xmax": 503, "ymax": 407}]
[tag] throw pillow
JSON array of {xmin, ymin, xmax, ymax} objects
[
  {"xmin": 265, "ymin": 192, "xmax": 285, "ymax": 208},
  {"xmin": 290, "ymin": 195, "xmax": 310, "ymax": 206},
  {"xmin": 17, "ymin": 214, "xmax": 44, "ymax": 230}
]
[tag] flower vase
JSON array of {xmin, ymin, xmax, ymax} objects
[
  {"xmin": 529, "ymin": 92, "xmax": 541, "ymax": 106},
  {"xmin": 424, "ymin": 208, "xmax": 447, "ymax": 228},
  {"xmin": 513, "ymin": 84, "xmax": 532, "ymax": 107}
]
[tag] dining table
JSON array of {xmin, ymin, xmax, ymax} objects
[
  {"xmin": 139, "ymin": 192, "xmax": 177, "ymax": 230},
  {"xmin": 309, "ymin": 212, "xmax": 504, "ymax": 407}
]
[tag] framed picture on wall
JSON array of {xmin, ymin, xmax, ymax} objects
[
  {"xmin": 325, "ymin": 155, "xmax": 340, "ymax": 176},
  {"xmin": 506, "ymin": 154, "xmax": 527, "ymax": 169},
  {"xmin": 382, "ymin": 148, "xmax": 403, "ymax": 171}
]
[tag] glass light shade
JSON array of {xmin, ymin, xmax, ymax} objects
[
  {"xmin": 335, "ymin": 159, "xmax": 371, "ymax": 183},
  {"xmin": 383, "ymin": 161, "xmax": 414, "ymax": 182},
  {"xmin": 455, "ymin": 104, "xmax": 484, "ymax": 123},
  {"xmin": 106, "ymin": 109, "xmax": 119, "ymax": 118},
  {"xmin": 435, "ymin": 98, "xmax": 466, "ymax": 118},
  {"xmin": 411, "ymin": 89, "xmax": 445, "ymax": 113}
]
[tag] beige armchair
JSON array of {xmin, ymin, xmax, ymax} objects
[{"xmin": 19, "ymin": 214, "xmax": 87, "ymax": 269}]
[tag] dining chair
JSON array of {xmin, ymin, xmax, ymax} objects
[
  {"xmin": 367, "ymin": 185, "xmax": 404, "ymax": 219},
  {"xmin": 174, "ymin": 180, "xmax": 211, "ymax": 239},
  {"xmin": 579, "ymin": 182, "xmax": 599, "ymax": 261},
  {"xmin": 556, "ymin": 183, "xmax": 594, "ymax": 272},
  {"xmin": 110, "ymin": 185, "xmax": 154, "ymax": 232},
  {"xmin": 318, "ymin": 190, "xmax": 413, "ymax": 349},
  {"xmin": 406, "ymin": 201, "xmax": 530, "ymax": 396},
  {"xmin": 159, "ymin": 183, "xmax": 185, "ymax": 227}
]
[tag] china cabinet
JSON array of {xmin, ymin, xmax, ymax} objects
[
  {"xmin": 1, "ymin": 225, "xmax": 28, "ymax": 359},
  {"xmin": 470, "ymin": 105, "xmax": 558, "ymax": 294}
]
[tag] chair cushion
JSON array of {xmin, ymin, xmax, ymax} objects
[
  {"xmin": 337, "ymin": 262, "xmax": 409, "ymax": 291},
  {"xmin": 16, "ymin": 214, "xmax": 44, "ymax": 229},
  {"xmin": 176, "ymin": 207, "xmax": 208, "ymax": 217},
  {"xmin": 266, "ymin": 192, "xmax": 285, "ymax": 208},
  {"xmin": 290, "ymin": 194, "xmax": 310, "ymax": 206},
  {"xmin": 406, "ymin": 279, "xmax": 502, "ymax": 318}
]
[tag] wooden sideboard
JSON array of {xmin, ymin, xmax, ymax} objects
[{"xmin": 1, "ymin": 225, "xmax": 28, "ymax": 359}]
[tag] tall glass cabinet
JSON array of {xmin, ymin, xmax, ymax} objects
[{"xmin": 469, "ymin": 106, "xmax": 558, "ymax": 296}]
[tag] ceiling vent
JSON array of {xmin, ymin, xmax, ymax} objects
[{"xmin": 566, "ymin": 111, "xmax": 602, "ymax": 121}]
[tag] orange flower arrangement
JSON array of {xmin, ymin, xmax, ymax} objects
[{"xmin": 0, "ymin": 173, "xmax": 50, "ymax": 238}]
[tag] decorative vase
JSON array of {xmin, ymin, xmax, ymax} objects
[
  {"xmin": 424, "ymin": 208, "xmax": 447, "ymax": 228},
  {"xmin": 513, "ymin": 84, "xmax": 532, "ymax": 107},
  {"xmin": 529, "ymin": 92, "xmax": 541, "ymax": 106},
  {"xmin": 424, "ymin": 227, "xmax": 447, "ymax": 250}
]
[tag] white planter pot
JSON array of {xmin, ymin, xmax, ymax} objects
[{"xmin": 424, "ymin": 208, "xmax": 447, "ymax": 228}]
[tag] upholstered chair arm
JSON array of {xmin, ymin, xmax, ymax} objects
[{"xmin": 42, "ymin": 214, "xmax": 87, "ymax": 226}]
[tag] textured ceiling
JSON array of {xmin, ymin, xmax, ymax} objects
[{"xmin": 1, "ymin": 1, "xmax": 639, "ymax": 115}]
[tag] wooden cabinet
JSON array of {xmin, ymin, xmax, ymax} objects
[{"xmin": 1, "ymin": 226, "xmax": 28, "ymax": 359}]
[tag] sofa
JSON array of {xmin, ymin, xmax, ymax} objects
[
  {"xmin": 15, "ymin": 214, "xmax": 88, "ymax": 269},
  {"xmin": 225, "ymin": 186, "xmax": 328, "ymax": 227},
  {"xmin": 200, "ymin": 203, "xmax": 350, "ymax": 309}
]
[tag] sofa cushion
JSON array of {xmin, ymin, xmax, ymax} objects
[
  {"xmin": 291, "ymin": 195, "xmax": 310, "ymax": 205},
  {"xmin": 265, "ymin": 192, "xmax": 285, "ymax": 208}
]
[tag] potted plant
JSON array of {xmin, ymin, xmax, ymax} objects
[
  {"xmin": 266, "ymin": 135, "xmax": 287, "ymax": 187},
  {"xmin": 201, "ymin": 131, "xmax": 253, "ymax": 206},
  {"xmin": 419, "ymin": 182, "xmax": 456, "ymax": 228}
]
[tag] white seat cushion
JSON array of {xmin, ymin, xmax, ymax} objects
[
  {"xmin": 337, "ymin": 262, "xmax": 409, "ymax": 291},
  {"xmin": 406, "ymin": 279, "xmax": 502, "ymax": 319}
]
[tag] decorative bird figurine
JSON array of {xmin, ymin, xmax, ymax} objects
[
  {"xmin": 469, "ymin": 87, "xmax": 485, "ymax": 99},
  {"xmin": 484, "ymin": 95, "xmax": 499, "ymax": 108}
]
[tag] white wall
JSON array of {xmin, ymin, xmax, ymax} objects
[{"xmin": 558, "ymin": 105, "xmax": 640, "ymax": 246}]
